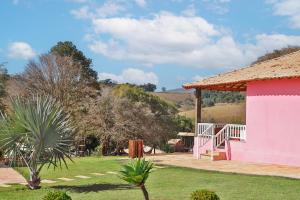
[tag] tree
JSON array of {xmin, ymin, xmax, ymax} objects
[
  {"xmin": 0, "ymin": 96, "xmax": 74, "ymax": 189},
  {"xmin": 120, "ymin": 158, "xmax": 154, "ymax": 200},
  {"xmin": 139, "ymin": 83, "xmax": 157, "ymax": 92},
  {"xmin": 161, "ymin": 87, "xmax": 166, "ymax": 92},
  {"xmin": 252, "ymin": 46, "xmax": 300, "ymax": 64},
  {"xmin": 50, "ymin": 41, "xmax": 98, "ymax": 83},
  {"xmin": 99, "ymin": 79, "xmax": 117, "ymax": 87},
  {"xmin": 96, "ymin": 88, "xmax": 149, "ymax": 155},
  {"xmin": 174, "ymin": 115, "xmax": 194, "ymax": 132},
  {"xmin": 113, "ymin": 85, "xmax": 178, "ymax": 151},
  {"xmin": 7, "ymin": 54, "xmax": 103, "ymax": 150},
  {"xmin": 0, "ymin": 63, "xmax": 9, "ymax": 111},
  {"xmin": 10, "ymin": 54, "xmax": 84, "ymax": 107}
]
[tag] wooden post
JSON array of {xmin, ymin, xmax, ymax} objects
[
  {"xmin": 195, "ymin": 89, "xmax": 202, "ymax": 136},
  {"xmin": 128, "ymin": 140, "xmax": 144, "ymax": 158}
]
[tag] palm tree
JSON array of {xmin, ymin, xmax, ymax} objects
[
  {"xmin": 119, "ymin": 158, "xmax": 154, "ymax": 200},
  {"xmin": 0, "ymin": 96, "xmax": 74, "ymax": 189}
]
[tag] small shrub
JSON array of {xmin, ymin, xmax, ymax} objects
[
  {"xmin": 42, "ymin": 190, "xmax": 72, "ymax": 200},
  {"xmin": 161, "ymin": 144, "xmax": 174, "ymax": 153},
  {"xmin": 190, "ymin": 189, "xmax": 220, "ymax": 200}
]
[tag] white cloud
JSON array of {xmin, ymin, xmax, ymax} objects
[
  {"xmin": 71, "ymin": 6, "xmax": 93, "ymax": 19},
  {"xmin": 192, "ymin": 75, "xmax": 207, "ymax": 82},
  {"xmin": 267, "ymin": 0, "xmax": 300, "ymax": 28},
  {"xmin": 182, "ymin": 4, "xmax": 197, "ymax": 17},
  {"xmin": 202, "ymin": 0, "xmax": 231, "ymax": 15},
  {"xmin": 8, "ymin": 42, "xmax": 36, "ymax": 60},
  {"xmin": 87, "ymin": 11, "xmax": 300, "ymax": 69},
  {"xmin": 135, "ymin": 0, "xmax": 146, "ymax": 8},
  {"xmin": 98, "ymin": 68, "xmax": 159, "ymax": 85},
  {"xmin": 70, "ymin": 1, "xmax": 125, "ymax": 19}
]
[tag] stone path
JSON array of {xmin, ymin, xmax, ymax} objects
[
  {"xmin": 106, "ymin": 171, "xmax": 118, "ymax": 175},
  {"xmin": 41, "ymin": 179, "xmax": 57, "ymax": 184},
  {"xmin": 146, "ymin": 153, "xmax": 300, "ymax": 179},
  {"xmin": 75, "ymin": 175, "xmax": 91, "ymax": 179},
  {"xmin": 0, "ymin": 166, "xmax": 27, "ymax": 185},
  {"xmin": 90, "ymin": 173, "xmax": 105, "ymax": 176},
  {"xmin": 57, "ymin": 177, "xmax": 75, "ymax": 182},
  {"xmin": 0, "ymin": 166, "xmax": 119, "ymax": 187}
]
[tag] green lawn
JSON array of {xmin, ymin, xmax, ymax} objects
[{"xmin": 1, "ymin": 156, "xmax": 300, "ymax": 200}]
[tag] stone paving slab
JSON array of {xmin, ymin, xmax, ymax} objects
[
  {"xmin": 0, "ymin": 167, "xmax": 27, "ymax": 184},
  {"xmin": 0, "ymin": 184, "xmax": 11, "ymax": 188},
  {"xmin": 106, "ymin": 171, "xmax": 118, "ymax": 175},
  {"xmin": 41, "ymin": 179, "xmax": 57, "ymax": 184},
  {"xmin": 90, "ymin": 173, "xmax": 105, "ymax": 176},
  {"xmin": 146, "ymin": 153, "xmax": 300, "ymax": 179},
  {"xmin": 154, "ymin": 165, "xmax": 167, "ymax": 169},
  {"xmin": 75, "ymin": 175, "xmax": 91, "ymax": 179},
  {"xmin": 57, "ymin": 177, "xmax": 74, "ymax": 181}
]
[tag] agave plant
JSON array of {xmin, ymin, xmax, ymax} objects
[
  {"xmin": 0, "ymin": 96, "xmax": 74, "ymax": 189},
  {"xmin": 119, "ymin": 158, "xmax": 154, "ymax": 200}
]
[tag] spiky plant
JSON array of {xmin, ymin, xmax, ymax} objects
[
  {"xmin": 119, "ymin": 158, "xmax": 154, "ymax": 200},
  {"xmin": 0, "ymin": 96, "xmax": 74, "ymax": 189}
]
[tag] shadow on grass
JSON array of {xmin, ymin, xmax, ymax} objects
[{"xmin": 52, "ymin": 183, "xmax": 134, "ymax": 193}]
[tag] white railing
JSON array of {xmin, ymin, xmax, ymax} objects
[
  {"xmin": 196, "ymin": 123, "xmax": 246, "ymax": 160},
  {"xmin": 214, "ymin": 124, "xmax": 246, "ymax": 148},
  {"xmin": 198, "ymin": 123, "xmax": 213, "ymax": 136}
]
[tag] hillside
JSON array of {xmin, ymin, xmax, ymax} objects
[
  {"xmin": 179, "ymin": 102, "xmax": 246, "ymax": 124},
  {"xmin": 151, "ymin": 92, "xmax": 195, "ymax": 111},
  {"xmin": 152, "ymin": 90, "xmax": 245, "ymax": 112}
]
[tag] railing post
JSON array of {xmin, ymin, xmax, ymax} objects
[{"xmin": 211, "ymin": 124, "xmax": 214, "ymax": 161}]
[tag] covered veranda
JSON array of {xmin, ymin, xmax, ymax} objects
[{"xmin": 183, "ymin": 74, "xmax": 247, "ymax": 161}]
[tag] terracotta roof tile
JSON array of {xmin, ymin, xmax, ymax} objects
[{"xmin": 183, "ymin": 50, "xmax": 300, "ymax": 91}]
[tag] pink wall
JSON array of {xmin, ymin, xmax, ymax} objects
[
  {"xmin": 230, "ymin": 78, "xmax": 300, "ymax": 166},
  {"xmin": 193, "ymin": 136, "xmax": 213, "ymax": 159}
]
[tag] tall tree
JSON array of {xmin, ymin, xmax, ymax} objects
[
  {"xmin": 113, "ymin": 85, "xmax": 178, "ymax": 151},
  {"xmin": 50, "ymin": 41, "xmax": 98, "ymax": 83},
  {"xmin": 8, "ymin": 54, "xmax": 102, "ymax": 144},
  {"xmin": 10, "ymin": 54, "xmax": 85, "ymax": 108}
]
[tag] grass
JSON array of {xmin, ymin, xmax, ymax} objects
[
  {"xmin": 179, "ymin": 102, "xmax": 246, "ymax": 124},
  {"xmin": 1, "ymin": 156, "xmax": 300, "ymax": 200}
]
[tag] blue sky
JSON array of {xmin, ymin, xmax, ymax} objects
[{"xmin": 1, "ymin": 0, "xmax": 300, "ymax": 90}]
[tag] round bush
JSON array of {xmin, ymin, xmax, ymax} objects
[
  {"xmin": 42, "ymin": 190, "xmax": 72, "ymax": 200},
  {"xmin": 190, "ymin": 189, "xmax": 220, "ymax": 200}
]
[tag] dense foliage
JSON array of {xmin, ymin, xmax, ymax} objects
[
  {"xmin": 252, "ymin": 46, "xmax": 300, "ymax": 64},
  {"xmin": 139, "ymin": 83, "xmax": 157, "ymax": 92},
  {"xmin": 173, "ymin": 115, "xmax": 194, "ymax": 132},
  {"xmin": 190, "ymin": 189, "xmax": 220, "ymax": 200},
  {"xmin": 42, "ymin": 191, "xmax": 72, "ymax": 200},
  {"xmin": 202, "ymin": 90, "xmax": 245, "ymax": 107},
  {"xmin": 94, "ymin": 85, "xmax": 179, "ymax": 154},
  {"xmin": 50, "ymin": 41, "xmax": 98, "ymax": 83}
]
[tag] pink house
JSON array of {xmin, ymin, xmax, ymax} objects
[{"xmin": 183, "ymin": 51, "xmax": 300, "ymax": 167}]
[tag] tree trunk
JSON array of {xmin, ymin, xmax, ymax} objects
[
  {"xmin": 28, "ymin": 171, "xmax": 41, "ymax": 190},
  {"xmin": 140, "ymin": 184, "xmax": 149, "ymax": 200}
]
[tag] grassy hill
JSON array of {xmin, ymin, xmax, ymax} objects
[
  {"xmin": 152, "ymin": 91, "xmax": 245, "ymax": 124},
  {"xmin": 179, "ymin": 102, "xmax": 246, "ymax": 124},
  {"xmin": 151, "ymin": 92, "xmax": 195, "ymax": 111}
]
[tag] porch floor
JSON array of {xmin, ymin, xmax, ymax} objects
[{"xmin": 146, "ymin": 153, "xmax": 300, "ymax": 179}]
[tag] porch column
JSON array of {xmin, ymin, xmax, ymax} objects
[{"xmin": 195, "ymin": 89, "xmax": 202, "ymax": 136}]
